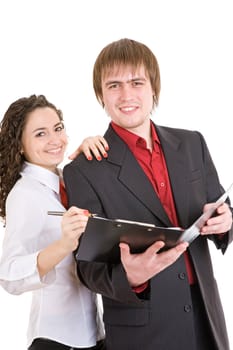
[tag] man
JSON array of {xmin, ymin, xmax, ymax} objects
[{"xmin": 63, "ymin": 38, "xmax": 233, "ymax": 350}]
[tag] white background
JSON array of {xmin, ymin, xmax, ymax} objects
[{"xmin": 0, "ymin": 1, "xmax": 233, "ymax": 348}]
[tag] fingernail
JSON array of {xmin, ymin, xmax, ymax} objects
[
  {"xmin": 97, "ymin": 156, "xmax": 102, "ymax": 161},
  {"xmin": 103, "ymin": 153, "xmax": 108, "ymax": 158},
  {"xmin": 105, "ymin": 146, "xmax": 109, "ymax": 150},
  {"xmin": 87, "ymin": 156, "xmax": 92, "ymax": 161},
  {"xmin": 83, "ymin": 210, "xmax": 90, "ymax": 216}
]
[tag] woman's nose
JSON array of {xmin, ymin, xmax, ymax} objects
[{"xmin": 48, "ymin": 132, "xmax": 61, "ymax": 144}]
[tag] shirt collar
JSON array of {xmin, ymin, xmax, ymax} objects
[
  {"xmin": 20, "ymin": 162, "xmax": 60, "ymax": 195},
  {"xmin": 111, "ymin": 121, "xmax": 160, "ymax": 151}
]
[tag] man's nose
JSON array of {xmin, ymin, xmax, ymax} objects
[{"xmin": 120, "ymin": 84, "xmax": 132, "ymax": 100}]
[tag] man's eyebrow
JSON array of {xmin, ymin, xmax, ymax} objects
[
  {"xmin": 105, "ymin": 77, "xmax": 146, "ymax": 86},
  {"xmin": 129, "ymin": 77, "xmax": 147, "ymax": 82},
  {"xmin": 104, "ymin": 80, "xmax": 121, "ymax": 86}
]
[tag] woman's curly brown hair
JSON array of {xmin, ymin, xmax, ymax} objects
[{"xmin": 0, "ymin": 94, "xmax": 63, "ymax": 220}]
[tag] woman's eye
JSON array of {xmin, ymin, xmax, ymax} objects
[
  {"xmin": 55, "ymin": 124, "xmax": 64, "ymax": 132},
  {"xmin": 36, "ymin": 131, "xmax": 45, "ymax": 137}
]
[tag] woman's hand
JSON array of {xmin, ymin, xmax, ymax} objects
[
  {"xmin": 37, "ymin": 207, "xmax": 90, "ymax": 278},
  {"xmin": 60, "ymin": 206, "xmax": 90, "ymax": 252},
  {"xmin": 68, "ymin": 135, "xmax": 109, "ymax": 161}
]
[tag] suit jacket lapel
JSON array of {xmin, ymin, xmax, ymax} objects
[
  {"xmin": 156, "ymin": 125, "xmax": 189, "ymax": 228},
  {"xmin": 105, "ymin": 126, "xmax": 172, "ymax": 227}
]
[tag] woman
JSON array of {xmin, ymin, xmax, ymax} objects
[{"xmin": 0, "ymin": 95, "xmax": 108, "ymax": 349}]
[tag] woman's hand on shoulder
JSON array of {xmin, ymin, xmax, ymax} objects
[{"xmin": 68, "ymin": 135, "xmax": 109, "ymax": 161}]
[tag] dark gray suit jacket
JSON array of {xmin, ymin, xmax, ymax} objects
[{"xmin": 63, "ymin": 123, "xmax": 233, "ymax": 350}]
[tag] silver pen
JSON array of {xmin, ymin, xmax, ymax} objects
[{"xmin": 47, "ymin": 211, "xmax": 98, "ymax": 217}]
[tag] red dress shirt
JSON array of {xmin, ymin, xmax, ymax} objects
[{"xmin": 111, "ymin": 121, "xmax": 196, "ymax": 286}]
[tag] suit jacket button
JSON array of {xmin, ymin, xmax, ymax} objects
[
  {"xmin": 178, "ymin": 272, "xmax": 186, "ymax": 280},
  {"xmin": 184, "ymin": 304, "xmax": 192, "ymax": 312}
]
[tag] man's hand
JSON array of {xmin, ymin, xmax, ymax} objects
[
  {"xmin": 201, "ymin": 202, "xmax": 232, "ymax": 235},
  {"xmin": 119, "ymin": 240, "xmax": 189, "ymax": 288}
]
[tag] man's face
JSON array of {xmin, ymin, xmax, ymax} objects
[{"xmin": 101, "ymin": 64, "xmax": 154, "ymax": 133}]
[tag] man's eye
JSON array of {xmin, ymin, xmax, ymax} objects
[{"xmin": 108, "ymin": 83, "xmax": 118, "ymax": 89}]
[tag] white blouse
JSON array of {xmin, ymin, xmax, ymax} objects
[{"xmin": 0, "ymin": 162, "xmax": 104, "ymax": 348}]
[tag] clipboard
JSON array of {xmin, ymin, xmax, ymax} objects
[
  {"xmin": 76, "ymin": 183, "xmax": 233, "ymax": 263},
  {"xmin": 76, "ymin": 217, "xmax": 183, "ymax": 263}
]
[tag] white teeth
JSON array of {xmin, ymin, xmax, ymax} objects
[
  {"xmin": 121, "ymin": 107, "xmax": 135, "ymax": 112},
  {"xmin": 47, "ymin": 147, "xmax": 62, "ymax": 154}
]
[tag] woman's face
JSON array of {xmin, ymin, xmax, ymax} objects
[{"xmin": 21, "ymin": 107, "xmax": 68, "ymax": 172}]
